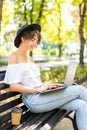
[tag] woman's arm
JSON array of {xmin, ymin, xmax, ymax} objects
[
  {"xmin": 10, "ymin": 84, "xmax": 38, "ymax": 93},
  {"xmin": 10, "ymin": 82, "xmax": 64, "ymax": 94},
  {"xmin": 10, "ymin": 83, "xmax": 49, "ymax": 93}
]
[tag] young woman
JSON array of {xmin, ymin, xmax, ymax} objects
[{"xmin": 4, "ymin": 23, "xmax": 87, "ymax": 130}]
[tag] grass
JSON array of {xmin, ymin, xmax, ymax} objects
[
  {"xmin": 41, "ymin": 64, "xmax": 87, "ymax": 83},
  {"xmin": 0, "ymin": 58, "xmax": 8, "ymax": 65}
]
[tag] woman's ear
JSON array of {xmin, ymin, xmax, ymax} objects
[{"xmin": 21, "ymin": 37, "xmax": 24, "ymax": 42}]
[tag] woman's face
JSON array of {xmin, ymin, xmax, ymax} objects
[{"xmin": 22, "ymin": 34, "xmax": 39, "ymax": 51}]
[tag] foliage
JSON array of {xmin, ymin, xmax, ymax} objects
[
  {"xmin": 75, "ymin": 63, "xmax": 87, "ymax": 80},
  {"xmin": 41, "ymin": 64, "xmax": 87, "ymax": 82},
  {"xmin": 71, "ymin": 0, "xmax": 83, "ymax": 6},
  {"xmin": 0, "ymin": 0, "xmax": 87, "ymax": 62},
  {"xmin": 1, "ymin": 1, "xmax": 14, "ymax": 31}
]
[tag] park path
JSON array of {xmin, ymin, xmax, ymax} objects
[
  {"xmin": 1, "ymin": 58, "xmax": 87, "ymax": 71},
  {"xmin": 0, "ymin": 60, "xmax": 68, "ymax": 71},
  {"xmin": 0, "ymin": 59, "xmax": 70, "ymax": 71}
]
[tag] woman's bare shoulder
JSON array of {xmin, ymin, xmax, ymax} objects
[{"xmin": 8, "ymin": 52, "xmax": 18, "ymax": 64}]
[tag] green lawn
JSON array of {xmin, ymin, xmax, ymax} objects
[
  {"xmin": 41, "ymin": 64, "xmax": 87, "ymax": 82},
  {"xmin": 0, "ymin": 58, "xmax": 8, "ymax": 65}
]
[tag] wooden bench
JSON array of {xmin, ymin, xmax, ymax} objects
[{"xmin": 0, "ymin": 70, "xmax": 81, "ymax": 130}]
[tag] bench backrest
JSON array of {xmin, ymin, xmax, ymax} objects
[{"xmin": 0, "ymin": 71, "xmax": 28, "ymax": 127}]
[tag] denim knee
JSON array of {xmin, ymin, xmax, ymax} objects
[{"xmin": 75, "ymin": 100, "xmax": 87, "ymax": 110}]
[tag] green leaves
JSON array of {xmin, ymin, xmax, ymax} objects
[{"xmin": 72, "ymin": 0, "xmax": 83, "ymax": 6}]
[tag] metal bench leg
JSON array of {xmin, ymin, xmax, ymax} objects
[
  {"xmin": 65, "ymin": 112, "xmax": 78, "ymax": 130},
  {"xmin": 72, "ymin": 113, "xmax": 78, "ymax": 130}
]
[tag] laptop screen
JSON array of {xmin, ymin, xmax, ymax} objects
[{"xmin": 64, "ymin": 61, "xmax": 78, "ymax": 86}]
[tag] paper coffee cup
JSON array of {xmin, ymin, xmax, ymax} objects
[{"xmin": 11, "ymin": 107, "xmax": 22, "ymax": 125}]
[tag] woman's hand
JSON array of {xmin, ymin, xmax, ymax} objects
[
  {"xmin": 47, "ymin": 83, "xmax": 64, "ymax": 89},
  {"xmin": 36, "ymin": 83, "xmax": 49, "ymax": 93},
  {"xmin": 36, "ymin": 82, "xmax": 64, "ymax": 93}
]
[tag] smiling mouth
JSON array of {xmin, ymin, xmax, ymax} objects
[{"xmin": 30, "ymin": 45, "xmax": 35, "ymax": 50}]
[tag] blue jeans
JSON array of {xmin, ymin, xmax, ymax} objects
[{"xmin": 22, "ymin": 85, "xmax": 87, "ymax": 130}]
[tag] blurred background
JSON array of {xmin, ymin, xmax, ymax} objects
[{"xmin": 0, "ymin": 0, "xmax": 87, "ymax": 79}]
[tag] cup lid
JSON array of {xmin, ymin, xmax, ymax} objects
[{"xmin": 11, "ymin": 107, "xmax": 22, "ymax": 113}]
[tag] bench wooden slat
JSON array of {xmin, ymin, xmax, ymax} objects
[
  {"xmin": 21, "ymin": 104, "xmax": 28, "ymax": 112},
  {"xmin": 26, "ymin": 111, "xmax": 58, "ymax": 130},
  {"xmin": 0, "ymin": 92, "xmax": 20, "ymax": 101},
  {"xmin": 0, "ymin": 98, "xmax": 22, "ymax": 113},
  {"xmin": 39, "ymin": 110, "xmax": 68, "ymax": 130},
  {"xmin": 0, "ymin": 111, "xmax": 11, "ymax": 125},
  {"xmin": 0, "ymin": 71, "xmax": 5, "ymax": 81},
  {"xmin": 0, "ymin": 83, "xmax": 9, "ymax": 90}
]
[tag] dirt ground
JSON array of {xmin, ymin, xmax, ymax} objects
[
  {"xmin": 53, "ymin": 112, "xmax": 74, "ymax": 130},
  {"xmin": 53, "ymin": 81, "xmax": 87, "ymax": 130}
]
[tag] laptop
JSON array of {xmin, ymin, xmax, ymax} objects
[{"xmin": 41, "ymin": 61, "xmax": 78, "ymax": 93}]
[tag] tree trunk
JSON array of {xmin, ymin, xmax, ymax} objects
[
  {"xmin": 58, "ymin": 44, "xmax": 62, "ymax": 57},
  {"xmin": 30, "ymin": 0, "xmax": 34, "ymax": 24},
  {"xmin": 23, "ymin": 0, "xmax": 28, "ymax": 24},
  {"xmin": 36, "ymin": 0, "xmax": 45, "ymax": 24},
  {"xmin": 79, "ymin": 0, "xmax": 87, "ymax": 66}
]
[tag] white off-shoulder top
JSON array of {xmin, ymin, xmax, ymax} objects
[{"xmin": 4, "ymin": 62, "xmax": 42, "ymax": 88}]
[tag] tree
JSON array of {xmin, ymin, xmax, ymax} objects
[
  {"xmin": 79, "ymin": 0, "xmax": 87, "ymax": 66},
  {"xmin": 72, "ymin": 0, "xmax": 87, "ymax": 66},
  {"xmin": 41, "ymin": 0, "xmax": 75, "ymax": 57}
]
